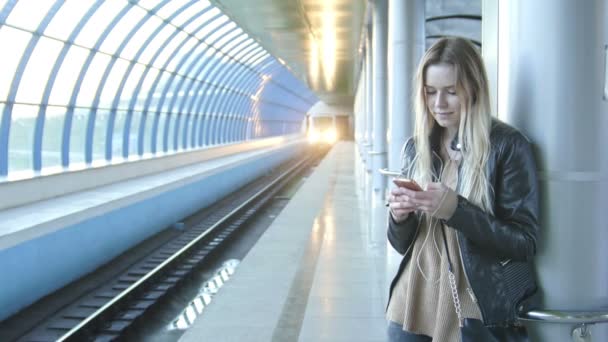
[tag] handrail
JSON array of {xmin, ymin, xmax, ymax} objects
[
  {"xmin": 425, "ymin": 34, "xmax": 481, "ymax": 47},
  {"xmin": 519, "ymin": 309, "xmax": 608, "ymax": 324},
  {"xmin": 426, "ymin": 14, "xmax": 482, "ymax": 22}
]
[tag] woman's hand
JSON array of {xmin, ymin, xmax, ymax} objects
[
  {"xmin": 387, "ymin": 187, "xmax": 419, "ymax": 222},
  {"xmin": 406, "ymin": 182, "xmax": 458, "ymax": 220}
]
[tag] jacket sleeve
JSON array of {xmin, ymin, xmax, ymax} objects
[
  {"xmin": 388, "ymin": 212, "xmax": 420, "ymax": 255},
  {"xmin": 445, "ymin": 132, "xmax": 540, "ymax": 261},
  {"xmin": 387, "ymin": 137, "xmax": 421, "ymax": 255}
]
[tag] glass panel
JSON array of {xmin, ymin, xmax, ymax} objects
[
  {"xmin": 172, "ymin": 114, "xmax": 181, "ymax": 150},
  {"xmin": 162, "ymin": 75, "xmax": 183, "ymax": 113},
  {"xmin": 169, "ymin": 2, "xmax": 201, "ymax": 28},
  {"xmin": 152, "ymin": 30, "xmax": 188, "ymax": 70},
  {"xmin": 194, "ymin": 49, "xmax": 217, "ymax": 81},
  {"xmin": 182, "ymin": 3, "xmax": 214, "ymax": 35},
  {"xmin": 220, "ymin": 33, "xmax": 247, "ymax": 56},
  {"xmin": 155, "ymin": 112, "xmax": 168, "ymax": 152},
  {"xmin": 177, "ymin": 78, "xmax": 195, "ymax": 112},
  {"xmin": 15, "ymin": 36, "xmax": 63, "ymax": 104},
  {"xmin": 76, "ymin": 53, "xmax": 111, "ymax": 107},
  {"xmin": 214, "ymin": 28, "xmax": 242, "ymax": 53},
  {"xmin": 44, "ymin": 0, "xmax": 97, "ymax": 41},
  {"xmin": 92, "ymin": 108, "xmax": 109, "ymax": 161},
  {"xmin": 244, "ymin": 50, "xmax": 266, "ymax": 68},
  {"xmin": 166, "ymin": 113, "xmax": 176, "ymax": 151},
  {"xmin": 41, "ymin": 106, "xmax": 66, "ymax": 169},
  {"xmin": 156, "ymin": 0, "xmax": 189, "ymax": 20},
  {"xmin": 194, "ymin": 12, "xmax": 225, "ymax": 40},
  {"xmin": 207, "ymin": 55, "xmax": 231, "ymax": 80},
  {"xmin": 74, "ymin": 0, "xmax": 127, "ymax": 49},
  {"xmin": 99, "ymin": 58, "xmax": 129, "ymax": 108},
  {"xmin": 167, "ymin": 36, "xmax": 197, "ymax": 72},
  {"xmin": 177, "ymin": 41, "xmax": 209, "ymax": 75},
  {"xmin": 128, "ymin": 111, "xmax": 142, "ymax": 157},
  {"xmin": 235, "ymin": 45, "xmax": 261, "ymax": 62},
  {"xmin": 111, "ymin": 110, "xmax": 127, "ymax": 159},
  {"xmin": 100, "ymin": 6, "xmax": 146, "ymax": 56},
  {"xmin": 135, "ymin": 68, "xmax": 159, "ymax": 110},
  {"xmin": 204, "ymin": 19, "xmax": 234, "ymax": 45},
  {"xmin": 49, "ymin": 45, "xmax": 89, "ymax": 106},
  {"xmin": 149, "ymin": 71, "xmax": 172, "ymax": 110},
  {"xmin": 69, "ymin": 107, "xmax": 88, "ymax": 165},
  {"xmin": 5, "ymin": 0, "xmax": 55, "ymax": 32},
  {"xmin": 142, "ymin": 112, "xmax": 155, "ymax": 155},
  {"xmin": 8, "ymin": 104, "xmax": 37, "ymax": 173},
  {"xmin": 120, "ymin": 15, "xmax": 163, "ymax": 60},
  {"xmin": 136, "ymin": 0, "xmax": 163, "ymax": 11},
  {"xmin": 249, "ymin": 52, "xmax": 270, "ymax": 67},
  {"xmin": 119, "ymin": 63, "xmax": 145, "ymax": 109},
  {"xmin": 183, "ymin": 114, "xmax": 194, "ymax": 149},
  {"xmin": 0, "ymin": 27, "xmax": 31, "ymax": 102},
  {"xmin": 139, "ymin": 24, "xmax": 175, "ymax": 65}
]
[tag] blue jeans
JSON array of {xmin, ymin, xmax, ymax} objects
[{"xmin": 387, "ymin": 321, "xmax": 432, "ymax": 342}]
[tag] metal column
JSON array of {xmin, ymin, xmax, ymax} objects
[
  {"xmin": 365, "ymin": 32, "xmax": 374, "ymax": 173},
  {"xmin": 495, "ymin": 0, "xmax": 608, "ymax": 340},
  {"xmin": 387, "ymin": 0, "xmax": 425, "ymax": 182},
  {"xmin": 370, "ymin": 0, "xmax": 388, "ymax": 195}
]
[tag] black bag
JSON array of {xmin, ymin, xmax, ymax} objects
[
  {"xmin": 440, "ymin": 227, "xmax": 529, "ymax": 342},
  {"xmin": 460, "ymin": 318, "xmax": 499, "ymax": 341}
]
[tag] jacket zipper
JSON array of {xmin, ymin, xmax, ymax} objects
[
  {"xmin": 456, "ymin": 232, "xmax": 486, "ymax": 321},
  {"xmin": 466, "ymin": 287, "xmax": 477, "ymax": 303}
]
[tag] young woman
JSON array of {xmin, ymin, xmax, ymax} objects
[{"xmin": 385, "ymin": 37, "xmax": 539, "ymax": 341}]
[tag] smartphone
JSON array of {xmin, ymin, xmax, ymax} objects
[
  {"xmin": 378, "ymin": 168, "xmax": 403, "ymax": 177},
  {"xmin": 393, "ymin": 178, "xmax": 423, "ymax": 191}
]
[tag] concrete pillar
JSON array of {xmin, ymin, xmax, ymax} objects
[
  {"xmin": 369, "ymin": 0, "xmax": 388, "ymax": 194},
  {"xmin": 365, "ymin": 32, "xmax": 374, "ymax": 173},
  {"xmin": 496, "ymin": 1, "xmax": 608, "ymax": 340},
  {"xmin": 387, "ymin": 0, "xmax": 425, "ymax": 181},
  {"xmin": 356, "ymin": 64, "xmax": 366, "ymax": 146}
]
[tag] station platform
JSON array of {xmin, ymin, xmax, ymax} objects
[{"xmin": 179, "ymin": 141, "xmax": 396, "ymax": 342}]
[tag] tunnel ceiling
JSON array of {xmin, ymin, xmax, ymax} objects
[
  {"xmin": 212, "ymin": 0, "xmax": 481, "ymax": 108},
  {"xmin": 211, "ymin": 0, "xmax": 365, "ymax": 107}
]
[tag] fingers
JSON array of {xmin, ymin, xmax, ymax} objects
[
  {"xmin": 390, "ymin": 207, "xmax": 415, "ymax": 222},
  {"xmin": 391, "ymin": 186, "xmax": 419, "ymax": 197},
  {"xmin": 404, "ymin": 185, "xmax": 448, "ymax": 214},
  {"xmin": 388, "ymin": 200, "xmax": 417, "ymax": 211},
  {"xmin": 425, "ymin": 182, "xmax": 445, "ymax": 191}
]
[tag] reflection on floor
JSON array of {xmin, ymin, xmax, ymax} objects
[{"xmin": 179, "ymin": 142, "xmax": 398, "ymax": 342}]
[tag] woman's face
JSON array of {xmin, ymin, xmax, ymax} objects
[{"xmin": 424, "ymin": 63, "xmax": 462, "ymax": 132}]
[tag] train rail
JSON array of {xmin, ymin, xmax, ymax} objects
[{"xmin": 9, "ymin": 147, "xmax": 328, "ymax": 342}]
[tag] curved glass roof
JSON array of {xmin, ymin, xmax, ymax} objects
[{"xmin": 0, "ymin": 0, "xmax": 318, "ymax": 177}]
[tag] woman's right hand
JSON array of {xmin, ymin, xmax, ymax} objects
[{"xmin": 388, "ymin": 187, "xmax": 419, "ymax": 223}]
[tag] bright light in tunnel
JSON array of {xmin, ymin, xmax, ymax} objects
[
  {"xmin": 309, "ymin": 39, "xmax": 320, "ymax": 89},
  {"xmin": 321, "ymin": 3, "xmax": 336, "ymax": 91}
]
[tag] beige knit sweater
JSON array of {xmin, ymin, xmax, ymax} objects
[{"xmin": 386, "ymin": 158, "xmax": 482, "ymax": 341}]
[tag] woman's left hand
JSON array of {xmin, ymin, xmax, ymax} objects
[{"xmin": 409, "ymin": 182, "xmax": 458, "ymax": 220}]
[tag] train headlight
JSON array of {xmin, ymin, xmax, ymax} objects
[
  {"xmin": 323, "ymin": 129, "xmax": 337, "ymax": 144},
  {"xmin": 308, "ymin": 131, "xmax": 321, "ymax": 143}
]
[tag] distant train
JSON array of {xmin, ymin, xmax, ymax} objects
[{"xmin": 305, "ymin": 101, "xmax": 353, "ymax": 144}]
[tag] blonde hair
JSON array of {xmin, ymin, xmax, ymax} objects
[{"xmin": 410, "ymin": 37, "xmax": 494, "ymax": 214}]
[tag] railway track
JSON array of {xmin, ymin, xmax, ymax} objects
[{"xmin": 8, "ymin": 147, "xmax": 328, "ymax": 342}]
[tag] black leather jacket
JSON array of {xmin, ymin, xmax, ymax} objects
[{"xmin": 387, "ymin": 119, "xmax": 540, "ymax": 327}]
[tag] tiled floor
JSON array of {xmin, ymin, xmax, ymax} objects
[{"xmin": 179, "ymin": 142, "xmax": 397, "ymax": 342}]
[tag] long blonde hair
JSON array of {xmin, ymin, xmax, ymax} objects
[{"xmin": 410, "ymin": 37, "xmax": 494, "ymax": 213}]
